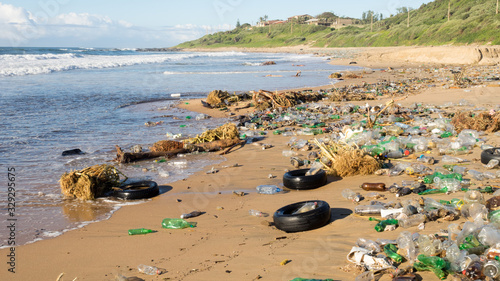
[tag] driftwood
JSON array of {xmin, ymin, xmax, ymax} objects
[
  {"xmin": 115, "ymin": 145, "xmax": 186, "ymax": 163},
  {"xmin": 115, "ymin": 137, "xmax": 242, "ymax": 163}
]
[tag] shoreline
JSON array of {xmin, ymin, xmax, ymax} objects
[
  {"xmin": 177, "ymin": 45, "xmax": 500, "ymax": 67},
  {"xmin": 3, "ymin": 48, "xmax": 500, "ymax": 280}
]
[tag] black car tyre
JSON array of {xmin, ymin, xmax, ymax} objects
[
  {"xmin": 283, "ymin": 168, "xmax": 327, "ymax": 190},
  {"xmin": 481, "ymin": 148, "xmax": 500, "ymax": 165},
  {"xmin": 273, "ymin": 200, "xmax": 331, "ymax": 233},
  {"xmin": 113, "ymin": 181, "xmax": 159, "ymax": 200}
]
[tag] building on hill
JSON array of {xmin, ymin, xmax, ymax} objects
[
  {"xmin": 256, "ymin": 20, "xmax": 285, "ymax": 27},
  {"xmin": 287, "ymin": 14, "xmax": 313, "ymax": 23},
  {"xmin": 305, "ymin": 18, "xmax": 320, "ymax": 25},
  {"xmin": 334, "ymin": 18, "xmax": 354, "ymax": 27}
]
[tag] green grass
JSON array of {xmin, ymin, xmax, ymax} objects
[{"xmin": 176, "ymin": 0, "xmax": 500, "ymax": 49}]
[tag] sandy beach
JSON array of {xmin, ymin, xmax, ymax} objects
[{"xmin": 2, "ymin": 46, "xmax": 500, "ymax": 281}]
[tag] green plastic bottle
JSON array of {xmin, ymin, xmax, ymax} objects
[
  {"xmin": 162, "ymin": 218, "xmax": 197, "ymax": 229},
  {"xmin": 369, "ymin": 218, "xmax": 398, "ymax": 232},
  {"xmin": 128, "ymin": 228, "xmax": 154, "ymax": 235},
  {"xmin": 417, "ymin": 254, "xmax": 446, "ymax": 269},
  {"xmin": 384, "ymin": 244, "xmax": 403, "ymax": 263}
]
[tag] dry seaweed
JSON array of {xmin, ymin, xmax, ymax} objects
[
  {"xmin": 185, "ymin": 123, "xmax": 239, "ymax": 144},
  {"xmin": 206, "ymin": 90, "xmax": 230, "ymax": 108},
  {"xmin": 60, "ymin": 164, "xmax": 126, "ymax": 200},
  {"xmin": 314, "ymin": 139, "xmax": 381, "ymax": 177},
  {"xmin": 149, "ymin": 140, "xmax": 184, "ymax": 152},
  {"xmin": 451, "ymin": 111, "xmax": 500, "ymax": 133}
]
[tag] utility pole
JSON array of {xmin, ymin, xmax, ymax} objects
[
  {"xmin": 407, "ymin": 8, "xmax": 410, "ymax": 28},
  {"xmin": 370, "ymin": 12, "xmax": 373, "ymax": 32},
  {"xmin": 448, "ymin": 0, "xmax": 451, "ymax": 21}
]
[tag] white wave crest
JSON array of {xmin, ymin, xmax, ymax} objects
[{"xmin": 0, "ymin": 51, "xmax": 247, "ymax": 76}]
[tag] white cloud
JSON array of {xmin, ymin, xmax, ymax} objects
[{"xmin": 0, "ymin": 3, "xmax": 226, "ymax": 47}]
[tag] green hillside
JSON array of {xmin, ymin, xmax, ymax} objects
[{"xmin": 176, "ymin": 0, "xmax": 500, "ymax": 48}]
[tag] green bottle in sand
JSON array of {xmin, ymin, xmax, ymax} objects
[{"xmin": 128, "ymin": 228, "xmax": 154, "ymax": 235}]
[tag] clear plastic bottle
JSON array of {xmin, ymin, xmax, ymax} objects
[
  {"xmin": 342, "ymin": 188, "xmax": 362, "ymax": 202},
  {"xmin": 249, "ymin": 209, "xmax": 263, "ymax": 217},
  {"xmin": 256, "ymin": 185, "xmax": 281, "ymax": 194},
  {"xmin": 282, "ymin": 150, "xmax": 297, "ymax": 157},
  {"xmin": 354, "ymin": 205, "xmax": 384, "ymax": 215},
  {"xmin": 453, "ymin": 165, "xmax": 467, "ymax": 174},
  {"xmin": 485, "ymin": 159, "xmax": 500, "ymax": 169},
  {"xmin": 417, "ymin": 155, "xmax": 435, "ymax": 164},
  {"xmin": 398, "ymin": 214, "xmax": 426, "ymax": 228},
  {"xmin": 468, "ymin": 170, "xmax": 485, "ymax": 181},
  {"xmin": 137, "ymin": 264, "xmax": 163, "ymax": 275},
  {"xmin": 356, "ymin": 238, "xmax": 381, "ymax": 252},
  {"xmin": 292, "ymin": 202, "xmax": 318, "ymax": 214},
  {"xmin": 180, "ymin": 210, "xmax": 203, "ymax": 219},
  {"xmin": 483, "ymin": 260, "xmax": 500, "ymax": 279}
]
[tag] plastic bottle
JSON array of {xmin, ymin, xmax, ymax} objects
[
  {"xmin": 356, "ymin": 238, "xmax": 381, "ymax": 253},
  {"xmin": 137, "ymin": 264, "xmax": 163, "ymax": 275},
  {"xmin": 483, "ymin": 260, "xmax": 500, "ymax": 279},
  {"xmin": 397, "ymin": 231, "xmax": 417, "ymax": 263},
  {"xmin": 256, "ymin": 185, "xmax": 281, "ymax": 194},
  {"xmin": 128, "ymin": 228, "xmax": 154, "ymax": 235},
  {"xmin": 417, "ymin": 155, "xmax": 435, "ymax": 164},
  {"xmin": 398, "ymin": 214, "xmax": 426, "ymax": 228},
  {"xmin": 249, "ymin": 209, "xmax": 263, "ymax": 217},
  {"xmin": 485, "ymin": 159, "xmax": 500, "ymax": 169},
  {"xmin": 282, "ymin": 150, "xmax": 297, "ymax": 157},
  {"xmin": 453, "ymin": 165, "xmax": 467, "ymax": 174},
  {"xmin": 464, "ymin": 260, "xmax": 484, "ymax": 280},
  {"xmin": 292, "ymin": 202, "xmax": 318, "ymax": 214},
  {"xmin": 342, "ymin": 188, "xmax": 362, "ymax": 202},
  {"xmin": 354, "ymin": 205, "xmax": 384, "ymax": 215},
  {"xmin": 468, "ymin": 170, "xmax": 485, "ymax": 181},
  {"xmin": 180, "ymin": 210, "xmax": 203, "ymax": 219},
  {"xmin": 384, "ymin": 243, "xmax": 403, "ymax": 263},
  {"xmin": 417, "ymin": 254, "xmax": 446, "ymax": 268}
]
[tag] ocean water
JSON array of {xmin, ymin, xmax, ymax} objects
[{"xmin": 0, "ymin": 47, "xmax": 358, "ymax": 247}]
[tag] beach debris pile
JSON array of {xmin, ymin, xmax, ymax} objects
[
  {"xmin": 60, "ymin": 164, "xmax": 126, "ymax": 200},
  {"xmin": 251, "ymin": 89, "xmax": 323, "ymax": 111},
  {"xmin": 451, "ymin": 111, "xmax": 500, "ymax": 133},
  {"xmin": 149, "ymin": 140, "xmax": 184, "ymax": 152},
  {"xmin": 184, "ymin": 122, "xmax": 239, "ymax": 144},
  {"xmin": 205, "ymin": 90, "xmax": 251, "ymax": 108},
  {"xmin": 314, "ymin": 140, "xmax": 381, "ymax": 177}
]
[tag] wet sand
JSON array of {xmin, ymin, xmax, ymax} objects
[{"xmin": 2, "ymin": 46, "xmax": 500, "ymax": 281}]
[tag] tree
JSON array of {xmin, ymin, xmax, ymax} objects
[
  {"xmin": 316, "ymin": 12, "xmax": 337, "ymax": 20},
  {"xmin": 497, "ymin": 0, "xmax": 499, "ymax": 14},
  {"xmin": 236, "ymin": 19, "xmax": 241, "ymax": 28}
]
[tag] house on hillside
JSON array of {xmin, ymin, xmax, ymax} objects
[
  {"xmin": 334, "ymin": 18, "xmax": 354, "ymax": 27},
  {"xmin": 287, "ymin": 14, "xmax": 312, "ymax": 23},
  {"xmin": 305, "ymin": 18, "xmax": 320, "ymax": 25},
  {"xmin": 256, "ymin": 20, "xmax": 285, "ymax": 27},
  {"xmin": 306, "ymin": 18, "xmax": 333, "ymax": 27}
]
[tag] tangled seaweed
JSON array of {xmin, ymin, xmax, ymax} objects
[
  {"xmin": 185, "ymin": 123, "xmax": 239, "ymax": 144},
  {"xmin": 314, "ymin": 139, "xmax": 381, "ymax": 177},
  {"xmin": 150, "ymin": 140, "xmax": 184, "ymax": 152},
  {"xmin": 60, "ymin": 164, "xmax": 126, "ymax": 200},
  {"xmin": 451, "ymin": 111, "xmax": 500, "ymax": 133}
]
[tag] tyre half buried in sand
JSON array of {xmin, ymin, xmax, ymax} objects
[
  {"xmin": 282, "ymin": 168, "xmax": 327, "ymax": 190},
  {"xmin": 273, "ymin": 200, "xmax": 331, "ymax": 233},
  {"xmin": 481, "ymin": 147, "xmax": 500, "ymax": 165},
  {"xmin": 113, "ymin": 181, "xmax": 159, "ymax": 200}
]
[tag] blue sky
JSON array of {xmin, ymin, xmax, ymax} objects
[{"xmin": 0, "ymin": 0, "xmax": 434, "ymax": 48}]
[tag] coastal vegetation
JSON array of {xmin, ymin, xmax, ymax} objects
[{"xmin": 176, "ymin": 0, "xmax": 500, "ymax": 48}]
